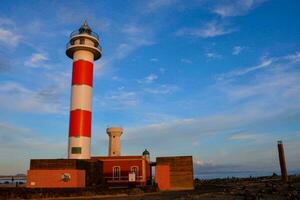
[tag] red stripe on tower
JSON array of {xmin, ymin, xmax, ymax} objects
[
  {"xmin": 69, "ymin": 110, "xmax": 92, "ymax": 137},
  {"xmin": 72, "ymin": 60, "xmax": 94, "ymax": 86}
]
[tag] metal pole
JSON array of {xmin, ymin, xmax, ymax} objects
[{"xmin": 277, "ymin": 140, "xmax": 288, "ymax": 183}]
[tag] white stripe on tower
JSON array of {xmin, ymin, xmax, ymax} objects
[{"xmin": 71, "ymin": 85, "xmax": 93, "ymax": 111}]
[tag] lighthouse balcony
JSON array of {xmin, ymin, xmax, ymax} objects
[{"xmin": 66, "ymin": 39, "xmax": 102, "ymax": 60}]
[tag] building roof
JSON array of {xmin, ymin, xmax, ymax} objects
[{"xmin": 91, "ymin": 155, "xmax": 146, "ymax": 161}]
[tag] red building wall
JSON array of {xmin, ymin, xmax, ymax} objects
[
  {"xmin": 26, "ymin": 169, "xmax": 85, "ymax": 188},
  {"xmin": 92, "ymin": 156, "xmax": 150, "ymax": 186},
  {"xmin": 156, "ymin": 165, "xmax": 170, "ymax": 190}
]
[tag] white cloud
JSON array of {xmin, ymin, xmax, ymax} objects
[
  {"xmin": 217, "ymin": 58, "xmax": 273, "ymax": 80},
  {"xmin": 0, "ymin": 28, "xmax": 20, "ymax": 47},
  {"xmin": 0, "ymin": 121, "xmax": 66, "ymax": 174},
  {"xmin": 228, "ymin": 132, "xmax": 259, "ymax": 141},
  {"xmin": 0, "ymin": 122, "xmax": 30, "ymax": 134},
  {"xmin": 0, "ymin": 80, "xmax": 67, "ymax": 114},
  {"xmin": 206, "ymin": 52, "xmax": 222, "ymax": 59},
  {"xmin": 0, "ymin": 18, "xmax": 14, "ymax": 26},
  {"xmin": 159, "ymin": 68, "xmax": 165, "ymax": 74},
  {"xmin": 150, "ymin": 58, "xmax": 159, "ymax": 62},
  {"xmin": 24, "ymin": 53, "xmax": 49, "ymax": 68},
  {"xmin": 147, "ymin": 0, "xmax": 177, "ymax": 12},
  {"xmin": 212, "ymin": 0, "xmax": 266, "ymax": 17},
  {"xmin": 138, "ymin": 73, "xmax": 158, "ymax": 84},
  {"xmin": 104, "ymin": 90, "xmax": 138, "ymax": 108},
  {"xmin": 181, "ymin": 58, "xmax": 192, "ymax": 64},
  {"xmin": 0, "ymin": 17, "xmax": 21, "ymax": 47},
  {"xmin": 214, "ymin": 52, "xmax": 300, "ymax": 109},
  {"xmin": 285, "ymin": 52, "xmax": 300, "ymax": 62},
  {"xmin": 144, "ymin": 84, "xmax": 178, "ymax": 94},
  {"xmin": 232, "ymin": 46, "xmax": 245, "ymax": 55},
  {"xmin": 176, "ymin": 21, "xmax": 236, "ymax": 38}
]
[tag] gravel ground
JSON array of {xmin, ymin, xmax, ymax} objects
[{"xmin": 1, "ymin": 175, "xmax": 300, "ymax": 200}]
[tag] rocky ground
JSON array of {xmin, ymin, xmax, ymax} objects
[{"xmin": 1, "ymin": 175, "xmax": 300, "ymax": 200}]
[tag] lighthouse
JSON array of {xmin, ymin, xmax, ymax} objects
[{"xmin": 66, "ymin": 21, "xmax": 101, "ymax": 159}]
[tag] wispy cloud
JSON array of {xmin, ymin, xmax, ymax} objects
[
  {"xmin": 95, "ymin": 23, "xmax": 155, "ymax": 76},
  {"xmin": 206, "ymin": 52, "xmax": 222, "ymax": 59},
  {"xmin": 217, "ymin": 58, "xmax": 273, "ymax": 80},
  {"xmin": 143, "ymin": 84, "xmax": 178, "ymax": 94},
  {"xmin": 0, "ymin": 18, "xmax": 21, "ymax": 47},
  {"xmin": 214, "ymin": 52, "xmax": 300, "ymax": 107},
  {"xmin": 232, "ymin": 46, "xmax": 245, "ymax": 55},
  {"xmin": 285, "ymin": 52, "xmax": 300, "ymax": 62},
  {"xmin": 181, "ymin": 58, "xmax": 192, "ymax": 64},
  {"xmin": 219, "ymin": 52, "xmax": 300, "ymax": 80},
  {"xmin": 138, "ymin": 73, "xmax": 158, "ymax": 84},
  {"xmin": 0, "ymin": 58, "xmax": 11, "ymax": 73},
  {"xmin": 212, "ymin": 0, "xmax": 266, "ymax": 17},
  {"xmin": 176, "ymin": 21, "xmax": 236, "ymax": 38},
  {"xmin": 228, "ymin": 132, "xmax": 260, "ymax": 141},
  {"xmin": 0, "ymin": 121, "xmax": 66, "ymax": 174},
  {"xmin": 150, "ymin": 58, "xmax": 159, "ymax": 62},
  {"xmin": 24, "ymin": 53, "xmax": 49, "ymax": 68},
  {"xmin": 146, "ymin": 0, "xmax": 177, "ymax": 12},
  {"xmin": 102, "ymin": 90, "xmax": 138, "ymax": 109},
  {"xmin": 0, "ymin": 79, "xmax": 68, "ymax": 114}
]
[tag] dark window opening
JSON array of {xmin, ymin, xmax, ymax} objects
[
  {"xmin": 71, "ymin": 147, "xmax": 82, "ymax": 154},
  {"xmin": 80, "ymin": 38, "xmax": 84, "ymax": 44}
]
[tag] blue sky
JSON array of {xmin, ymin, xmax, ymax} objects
[{"xmin": 0, "ymin": 0, "xmax": 300, "ymax": 175}]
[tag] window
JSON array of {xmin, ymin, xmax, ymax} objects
[
  {"xmin": 71, "ymin": 147, "xmax": 81, "ymax": 154},
  {"xmin": 80, "ymin": 38, "xmax": 84, "ymax": 44},
  {"xmin": 113, "ymin": 166, "xmax": 120, "ymax": 180},
  {"xmin": 130, "ymin": 166, "xmax": 139, "ymax": 179}
]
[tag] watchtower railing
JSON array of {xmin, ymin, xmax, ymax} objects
[{"xmin": 69, "ymin": 30, "xmax": 99, "ymax": 41}]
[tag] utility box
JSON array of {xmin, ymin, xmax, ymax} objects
[{"xmin": 128, "ymin": 172, "xmax": 136, "ymax": 182}]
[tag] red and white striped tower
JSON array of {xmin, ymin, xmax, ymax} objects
[{"xmin": 66, "ymin": 21, "xmax": 101, "ymax": 159}]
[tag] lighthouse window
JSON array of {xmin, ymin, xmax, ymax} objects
[
  {"xmin": 80, "ymin": 38, "xmax": 85, "ymax": 44},
  {"xmin": 71, "ymin": 147, "xmax": 82, "ymax": 154},
  {"xmin": 113, "ymin": 166, "xmax": 120, "ymax": 180},
  {"xmin": 131, "ymin": 166, "xmax": 139, "ymax": 179}
]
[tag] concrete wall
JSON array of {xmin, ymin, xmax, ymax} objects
[{"xmin": 156, "ymin": 156, "xmax": 194, "ymax": 191}]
